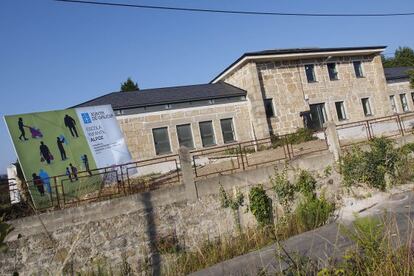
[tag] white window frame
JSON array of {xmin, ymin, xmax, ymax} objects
[
  {"xmin": 361, "ymin": 97, "xmax": 373, "ymax": 117},
  {"xmin": 304, "ymin": 64, "xmax": 317, "ymax": 83},
  {"xmin": 334, "ymin": 101, "xmax": 347, "ymax": 121},
  {"xmin": 389, "ymin": 95, "xmax": 398, "ymax": 113},
  {"xmin": 400, "ymin": 93, "xmax": 409, "ymax": 112}
]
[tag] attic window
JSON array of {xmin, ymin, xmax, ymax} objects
[
  {"xmin": 209, "ymin": 99, "xmax": 215, "ymax": 104},
  {"xmin": 165, "ymin": 104, "xmax": 172, "ymax": 110}
]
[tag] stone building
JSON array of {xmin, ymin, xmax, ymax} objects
[{"xmin": 75, "ymin": 46, "xmax": 413, "ymax": 160}]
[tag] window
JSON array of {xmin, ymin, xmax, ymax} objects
[
  {"xmin": 411, "ymin": 92, "xmax": 414, "ymax": 104},
  {"xmin": 389, "ymin": 95, "xmax": 397, "ymax": 113},
  {"xmin": 264, "ymin": 98, "xmax": 275, "ymax": 118},
  {"xmin": 176, "ymin": 124, "xmax": 194, "ymax": 149},
  {"xmin": 152, "ymin": 127, "xmax": 171, "ymax": 155},
  {"xmin": 199, "ymin": 121, "xmax": 216, "ymax": 147},
  {"xmin": 308, "ymin": 103, "xmax": 327, "ymax": 130},
  {"xmin": 208, "ymin": 99, "xmax": 215, "ymax": 104},
  {"xmin": 327, "ymin": 63, "xmax": 339, "ymax": 81},
  {"xmin": 165, "ymin": 104, "xmax": 172, "ymax": 110},
  {"xmin": 400, "ymin": 94, "xmax": 409, "ymax": 112},
  {"xmin": 220, "ymin": 118, "xmax": 236, "ymax": 143},
  {"xmin": 361, "ymin": 98, "xmax": 372, "ymax": 116},
  {"xmin": 335, "ymin": 101, "xmax": 347, "ymax": 121},
  {"xmin": 305, "ymin": 64, "xmax": 316, "ymax": 82},
  {"xmin": 353, "ymin": 61, "xmax": 364, "ymax": 78}
]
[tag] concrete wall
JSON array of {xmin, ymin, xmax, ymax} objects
[
  {"xmin": 117, "ymin": 102, "xmax": 253, "ymax": 160},
  {"xmin": 1, "ymin": 151, "xmax": 335, "ymax": 275}
]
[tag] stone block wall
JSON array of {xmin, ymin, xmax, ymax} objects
[
  {"xmin": 386, "ymin": 80, "xmax": 414, "ymax": 113},
  {"xmin": 118, "ymin": 102, "xmax": 253, "ymax": 160},
  {"xmin": 223, "ymin": 54, "xmax": 393, "ymax": 136},
  {"xmin": 255, "ymin": 54, "xmax": 391, "ymax": 134}
]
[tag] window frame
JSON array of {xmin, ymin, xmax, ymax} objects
[
  {"xmin": 199, "ymin": 120, "xmax": 216, "ymax": 147},
  {"xmin": 353, "ymin": 61, "xmax": 364, "ymax": 78},
  {"xmin": 400, "ymin": 93, "xmax": 409, "ymax": 112},
  {"xmin": 361, "ymin": 97, "xmax": 373, "ymax": 117},
  {"xmin": 264, "ymin": 98, "xmax": 275, "ymax": 118},
  {"xmin": 334, "ymin": 101, "xmax": 347, "ymax": 121},
  {"xmin": 176, "ymin": 124, "xmax": 195, "ymax": 149},
  {"xmin": 220, "ymin": 118, "xmax": 237, "ymax": 144},
  {"xmin": 304, "ymin": 64, "xmax": 317, "ymax": 83},
  {"xmin": 152, "ymin": 127, "xmax": 172, "ymax": 155},
  {"xmin": 327, "ymin": 63, "xmax": 339, "ymax": 81},
  {"xmin": 389, "ymin": 95, "xmax": 398, "ymax": 113}
]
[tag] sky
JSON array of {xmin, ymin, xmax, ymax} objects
[{"xmin": 0, "ymin": 0, "xmax": 413, "ymax": 174}]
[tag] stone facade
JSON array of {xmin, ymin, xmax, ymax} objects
[
  {"xmin": 117, "ymin": 102, "xmax": 252, "ymax": 160},
  {"xmin": 223, "ymin": 54, "xmax": 392, "ymax": 135},
  {"xmin": 386, "ymin": 80, "xmax": 414, "ymax": 113}
]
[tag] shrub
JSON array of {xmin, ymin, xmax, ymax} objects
[
  {"xmin": 341, "ymin": 137, "xmax": 405, "ymax": 190},
  {"xmin": 295, "ymin": 193, "xmax": 335, "ymax": 232},
  {"xmin": 249, "ymin": 185, "xmax": 273, "ymax": 227},
  {"xmin": 271, "ymin": 168, "xmax": 295, "ymax": 213},
  {"xmin": 287, "ymin": 128, "xmax": 316, "ymax": 144},
  {"xmin": 296, "ymin": 170, "xmax": 317, "ymax": 197}
]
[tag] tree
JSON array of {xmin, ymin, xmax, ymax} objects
[
  {"xmin": 382, "ymin": 46, "xmax": 414, "ymax": 68},
  {"xmin": 120, "ymin": 78, "xmax": 139, "ymax": 92},
  {"xmin": 409, "ymin": 70, "xmax": 414, "ymax": 89}
]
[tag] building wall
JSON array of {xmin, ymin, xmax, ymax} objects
[
  {"xmin": 117, "ymin": 102, "xmax": 253, "ymax": 160},
  {"xmin": 225, "ymin": 54, "xmax": 392, "ymax": 135},
  {"xmin": 386, "ymin": 80, "xmax": 414, "ymax": 113},
  {"xmin": 222, "ymin": 62, "xmax": 271, "ymax": 139}
]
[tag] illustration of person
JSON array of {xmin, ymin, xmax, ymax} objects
[
  {"xmin": 40, "ymin": 141, "xmax": 52, "ymax": 164},
  {"xmin": 82, "ymin": 154, "xmax": 92, "ymax": 176},
  {"xmin": 65, "ymin": 167, "xmax": 73, "ymax": 182},
  {"xmin": 64, "ymin": 114, "xmax": 79, "ymax": 138},
  {"xmin": 69, "ymin": 163, "xmax": 78, "ymax": 181},
  {"xmin": 57, "ymin": 137, "xmax": 67, "ymax": 160},
  {"xmin": 18, "ymin": 117, "xmax": 28, "ymax": 141},
  {"xmin": 32, "ymin": 173, "xmax": 44, "ymax": 196},
  {"xmin": 39, "ymin": 169, "xmax": 52, "ymax": 195}
]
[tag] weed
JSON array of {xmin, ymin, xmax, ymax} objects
[{"xmin": 249, "ymin": 185, "xmax": 273, "ymax": 227}]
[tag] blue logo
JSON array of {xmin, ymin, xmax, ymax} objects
[{"xmin": 81, "ymin": 113, "xmax": 92, "ymax": 124}]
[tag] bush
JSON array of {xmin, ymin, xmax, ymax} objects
[
  {"xmin": 296, "ymin": 170, "xmax": 317, "ymax": 197},
  {"xmin": 295, "ymin": 193, "xmax": 335, "ymax": 232},
  {"xmin": 271, "ymin": 168, "xmax": 295, "ymax": 213},
  {"xmin": 341, "ymin": 137, "xmax": 404, "ymax": 190},
  {"xmin": 249, "ymin": 185, "xmax": 273, "ymax": 227},
  {"xmin": 270, "ymin": 128, "xmax": 316, "ymax": 148}
]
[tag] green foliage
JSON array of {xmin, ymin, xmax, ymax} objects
[
  {"xmin": 219, "ymin": 185, "xmax": 244, "ymax": 210},
  {"xmin": 270, "ymin": 128, "xmax": 316, "ymax": 148},
  {"xmin": 271, "ymin": 168, "xmax": 295, "ymax": 213},
  {"xmin": 323, "ymin": 165, "xmax": 332, "ymax": 177},
  {"xmin": 120, "ymin": 77, "xmax": 139, "ymax": 92},
  {"xmin": 0, "ymin": 215, "xmax": 14, "ymax": 253},
  {"xmin": 248, "ymin": 185, "xmax": 272, "ymax": 226},
  {"xmin": 382, "ymin": 46, "xmax": 414, "ymax": 68},
  {"xmin": 409, "ymin": 69, "xmax": 414, "ymax": 89},
  {"xmin": 296, "ymin": 170, "xmax": 317, "ymax": 197},
  {"xmin": 340, "ymin": 137, "xmax": 404, "ymax": 190},
  {"xmin": 295, "ymin": 193, "xmax": 335, "ymax": 232}
]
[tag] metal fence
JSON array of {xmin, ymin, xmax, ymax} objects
[
  {"xmin": 337, "ymin": 112, "xmax": 414, "ymax": 148},
  {"xmin": 191, "ymin": 130, "xmax": 329, "ymax": 179}
]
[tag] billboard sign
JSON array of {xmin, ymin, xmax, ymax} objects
[{"xmin": 4, "ymin": 105, "xmax": 133, "ymax": 208}]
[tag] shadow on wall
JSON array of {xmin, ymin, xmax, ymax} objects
[{"xmin": 142, "ymin": 192, "xmax": 161, "ymax": 275}]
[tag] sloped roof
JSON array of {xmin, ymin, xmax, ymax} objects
[
  {"xmin": 73, "ymin": 82, "xmax": 246, "ymax": 110},
  {"xmin": 212, "ymin": 45, "xmax": 386, "ymax": 83},
  {"xmin": 384, "ymin": 66, "xmax": 413, "ymax": 81}
]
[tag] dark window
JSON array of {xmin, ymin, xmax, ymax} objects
[
  {"xmin": 264, "ymin": 98, "xmax": 275, "ymax": 118},
  {"xmin": 353, "ymin": 61, "xmax": 364, "ymax": 78},
  {"xmin": 411, "ymin": 92, "xmax": 414, "ymax": 105},
  {"xmin": 400, "ymin": 94, "xmax": 409, "ymax": 112},
  {"xmin": 199, "ymin": 121, "xmax": 216, "ymax": 147},
  {"xmin": 335, "ymin": 101, "xmax": 346, "ymax": 121},
  {"xmin": 220, "ymin": 118, "xmax": 236, "ymax": 143},
  {"xmin": 361, "ymin": 98, "xmax": 372, "ymax": 116},
  {"xmin": 176, "ymin": 124, "xmax": 194, "ymax": 149},
  {"xmin": 327, "ymin": 63, "xmax": 339, "ymax": 80},
  {"xmin": 308, "ymin": 103, "xmax": 327, "ymax": 130},
  {"xmin": 305, "ymin": 64, "xmax": 316, "ymax": 82},
  {"xmin": 152, "ymin": 127, "xmax": 171, "ymax": 155}
]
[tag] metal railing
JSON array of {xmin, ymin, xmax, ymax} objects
[
  {"xmin": 337, "ymin": 112, "xmax": 414, "ymax": 148},
  {"xmin": 190, "ymin": 130, "xmax": 329, "ymax": 179}
]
